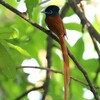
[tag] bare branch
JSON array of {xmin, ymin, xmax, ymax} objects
[
  {"xmin": 15, "ymin": 86, "xmax": 43, "ymax": 100},
  {"xmin": 68, "ymin": 0, "xmax": 100, "ymax": 43},
  {"xmin": 17, "ymin": 66, "xmax": 63, "ymax": 74},
  {"xmin": 17, "ymin": 66, "xmax": 100, "ymax": 89},
  {"xmin": 0, "ymin": 1, "xmax": 99, "ymax": 99}
]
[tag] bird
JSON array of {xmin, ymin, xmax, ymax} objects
[{"xmin": 42, "ymin": 5, "xmax": 70, "ymax": 100}]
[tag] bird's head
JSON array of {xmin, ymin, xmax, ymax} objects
[{"xmin": 41, "ymin": 5, "xmax": 60, "ymax": 16}]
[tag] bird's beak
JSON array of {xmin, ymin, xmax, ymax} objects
[{"xmin": 41, "ymin": 10, "xmax": 46, "ymax": 14}]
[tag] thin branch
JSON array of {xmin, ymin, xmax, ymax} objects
[
  {"xmin": 15, "ymin": 86, "xmax": 43, "ymax": 100},
  {"xmin": 91, "ymin": 37, "xmax": 100, "ymax": 60},
  {"xmin": 92, "ymin": 37, "xmax": 100, "ymax": 82},
  {"xmin": 68, "ymin": 0, "xmax": 100, "ymax": 43},
  {"xmin": 17, "ymin": 66, "xmax": 100, "ymax": 89},
  {"xmin": 68, "ymin": 50, "xmax": 99, "ymax": 100},
  {"xmin": 0, "ymin": 0, "xmax": 58, "ymax": 42},
  {"xmin": 68, "ymin": 1, "xmax": 99, "ymax": 99},
  {"xmin": 0, "ymin": 1, "xmax": 99, "ymax": 99},
  {"xmin": 17, "ymin": 66, "xmax": 63, "ymax": 74},
  {"xmin": 70, "ymin": 76, "xmax": 100, "ymax": 89}
]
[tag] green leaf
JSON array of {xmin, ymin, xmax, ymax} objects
[
  {"xmin": 71, "ymin": 38, "xmax": 84, "ymax": 60},
  {"xmin": 49, "ymin": 75, "xmax": 63, "ymax": 100},
  {"xmin": 66, "ymin": 8, "xmax": 74, "ymax": 16},
  {"xmin": 65, "ymin": 23, "xmax": 82, "ymax": 32},
  {"xmin": 7, "ymin": 42, "xmax": 31, "ymax": 58},
  {"xmin": 82, "ymin": 59, "xmax": 99, "ymax": 72},
  {"xmin": 0, "ymin": 42, "xmax": 16, "ymax": 79},
  {"xmin": 32, "ymin": 0, "xmax": 39, "ymax": 7},
  {"xmin": 25, "ymin": 0, "xmax": 39, "ymax": 19},
  {"xmin": 0, "ymin": 27, "xmax": 19, "ymax": 40}
]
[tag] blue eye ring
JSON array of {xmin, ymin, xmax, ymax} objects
[{"xmin": 48, "ymin": 10, "xmax": 53, "ymax": 14}]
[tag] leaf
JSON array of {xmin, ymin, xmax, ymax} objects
[
  {"xmin": 0, "ymin": 42, "xmax": 16, "ymax": 79},
  {"xmin": 49, "ymin": 76, "xmax": 63, "ymax": 100},
  {"xmin": 82, "ymin": 59, "xmax": 99, "ymax": 72},
  {"xmin": 71, "ymin": 38, "xmax": 84, "ymax": 60},
  {"xmin": 32, "ymin": 0, "xmax": 39, "ymax": 7},
  {"xmin": 7, "ymin": 42, "xmax": 31, "ymax": 58},
  {"xmin": 66, "ymin": 7, "xmax": 74, "ymax": 16},
  {"xmin": 65, "ymin": 22, "xmax": 82, "ymax": 32},
  {"xmin": 25, "ymin": 0, "xmax": 39, "ymax": 19},
  {"xmin": 0, "ymin": 27, "xmax": 19, "ymax": 40}
]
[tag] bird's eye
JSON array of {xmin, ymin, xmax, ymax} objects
[{"xmin": 48, "ymin": 10, "xmax": 53, "ymax": 14}]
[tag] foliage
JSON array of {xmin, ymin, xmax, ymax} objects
[{"xmin": 0, "ymin": 0, "xmax": 100, "ymax": 100}]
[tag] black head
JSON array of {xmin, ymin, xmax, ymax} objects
[{"xmin": 42, "ymin": 5, "xmax": 60, "ymax": 16}]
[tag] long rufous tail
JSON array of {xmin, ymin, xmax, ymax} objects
[{"xmin": 59, "ymin": 35, "xmax": 69, "ymax": 100}]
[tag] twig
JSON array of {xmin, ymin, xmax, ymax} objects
[
  {"xmin": 68, "ymin": 0, "xmax": 100, "ymax": 43},
  {"xmin": 91, "ymin": 37, "xmax": 100, "ymax": 82},
  {"xmin": 15, "ymin": 86, "xmax": 43, "ymax": 100},
  {"xmin": 0, "ymin": 1, "xmax": 99, "ymax": 99},
  {"xmin": 71, "ymin": 76, "xmax": 100, "ymax": 90},
  {"xmin": 68, "ymin": 50, "xmax": 99, "ymax": 100},
  {"xmin": 0, "ymin": 0, "xmax": 58, "ymax": 42},
  {"xmin": 68, "ymin": 1, "xmax": 99, "ymax": 99},
  {"xmin": 17, "ymin": 66, "xmax": 100, "ymax": 89},
  {"xmin": 91, "ymin": 37, "xmax": 100, "ymax": 60},
  {"xmin": 17, "ymin": 66, "xmax": 63, "ymax": 74}
]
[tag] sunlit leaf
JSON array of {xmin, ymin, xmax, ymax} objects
[
  {"xmin": 66, "ymin": 7, "xmax": 74, "ymax": 16},
  {"xmin": 65, "ymin": 23, "xmax": 82, "ymax": 32},
  {"xmin": 7, "ymin": 42, "xmax": 31, "ymax": 58},
  {"xmin": 25, "ymin": 0, "xmax": 39, "ymax": 19},
  {"xmin": 0, "ymin": 27, "xmax": 19, "ymax": 40}
]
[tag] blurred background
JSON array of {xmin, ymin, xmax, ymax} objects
[{"xmin": 0, "ymin": 0, "xmax": 100, "ymax": 100}]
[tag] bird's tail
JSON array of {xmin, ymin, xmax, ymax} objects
[{"xmin": 59, "ymin": 35, "xmax": 69, "ymax": 100}]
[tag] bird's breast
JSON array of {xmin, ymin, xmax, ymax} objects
[{"xmin": 45, "ymin": 16, "xmax": 65, "ymax": 36}]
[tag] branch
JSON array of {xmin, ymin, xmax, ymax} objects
[
  {"xmin": 0, "ymin": 1, "xmax": 99, "ymax": 99},
  {"xmin": 70, "ymin": 76, "xmax": 100, "ymax": 90},
  {"xmin": 17, "ymin": 66, "xmax": 100, "ymax": 89},
  {"xmin": 17, "ymin": 66, "xmax": 63, "ymax": 74},
  {"xmin": 54, "ymin": 43, "xmax": 99, "ymax": 99},
  {"xmin": 68, "ymin": 0, "xmax": 100, "ymax": 43},
  {"xmin": 68, "ymin": 50, "xmax": 99, "ymax": 100},
  {"xmin": 16, "ymin": 64, "xmax": 100, "ymax": 100},
  {"xmin": 0, "ymin": 0, "xmax": 58, "ymax": 42},
  {"xmin": 15, "ymin": 86, "xmax": 43, "ymax": 100},
  {"xmin": 90, "ymin": 36, "xmax": 100, "ymax": 82},
  {"xmin": 68, "ymin": 1, "xmax": 99, "ymax": 99}
]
